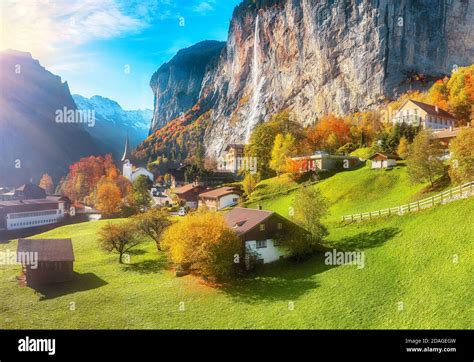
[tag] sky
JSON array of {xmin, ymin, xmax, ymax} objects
[{"xmin": 0, "ymin": 0, "xmax": 241, "ymax": 110}]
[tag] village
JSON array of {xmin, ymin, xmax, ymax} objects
[{"xmin": 1, "ymin": 97, "xmax": 473, "ymax": 287}]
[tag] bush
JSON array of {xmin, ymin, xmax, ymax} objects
[{"xmin": 162, "ymin": 211, "xmax": 242, "ymax": 279}]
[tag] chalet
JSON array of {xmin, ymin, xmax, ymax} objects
[
  {"xmin": 17, "ymin": 238, "xmax": 75, "ymax": 286},
  {"xmin": 174, "ymin": 183, "xmax": 207, "ymax": 209},
  {"xmin": 368, "ymin": 153, "xmax": 401, "ymax": 169},
  {"xmin": 198, "ymin": 187, "xmax": 241, "ymax": 211},
  {"xmin": 0, "ymin": 198, "xmax": 68, "ymax": 231},
  {"xmin": 391, "ymin": 99, "xmax": 456, "ymax": 130},
  {"xmin": 291, "ymin": 151, "xmax": 360, "ymax": 172},
  {"xmin": 224, "ymin": 207, "xmax": 303, "ymax": 267},
  {"xmin": 220, "ymin": 144, "xmax": 245, "ymax": 173}
]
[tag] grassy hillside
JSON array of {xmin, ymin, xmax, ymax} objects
[
  {"xmin": 247, "ymin": 163, "xmax": 442, "ymax": 222},
  {"xmin": 0, "ymin": 198, "xmax": 472, "ymax": 329}
]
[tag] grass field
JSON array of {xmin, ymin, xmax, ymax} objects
[
  {"xmin": 1, "ymin": 196, "xmax": 472, "ymax": 329},
  {"xmin": 247, "ymin": 163, "xmax": 444, "ymax": 223}
]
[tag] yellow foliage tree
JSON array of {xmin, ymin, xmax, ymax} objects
[
  {"xmin": 397, "ymin": 137, "xmax": 410, "ymax": 160},
  {"xmin": 162, "ymin": 211, "xmax": 241, "ymax": 278},
  {"xmin": 449, "ymin": 127, "xmax": 474, "ymax": 184},
  {"xmin": 39, "ymin": 173, "xmax": 54, "ymax": 195},
  {"xmin": 96, "ymin": 182, "xmax": 122, "ymax": 216}
]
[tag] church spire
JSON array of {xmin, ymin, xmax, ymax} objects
[{"xmin": 121, "ymin": 135, "xmax": 132, "ymax": 163}]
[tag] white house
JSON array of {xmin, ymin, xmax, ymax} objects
[
  {"xmin": 224, "ymin": 207, "xmax": 306, "ymax": 268},
  {"xmin": 391, "ymin": 99, "xmax": 456, "ymax": 130},
  {"xmin": 369, "ymin": 153, "xmax": 401, "ymax": 169},
  {"xmin": 198, "ymin": 187, "xmax": 241, "ymax": 211}
]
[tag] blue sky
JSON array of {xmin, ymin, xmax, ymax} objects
[{"xmin": 1, "ymin": 0, "xmax": 241, "ymax": 110}]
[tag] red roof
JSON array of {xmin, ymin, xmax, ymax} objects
[
  {"xmin": 407, "ymin": 100, "xmax": 455, "ymax": 119},
  {"xmin": 224, "ymin": 207, "xmax": 274, "ymax": 235},
  {"xmin": 368, "ymin": 152, "xmax": 401, "ymax": 160},
  {"xmin": 432, "ymin": 127, "xmax": 462, "ymax": 139},
  {"xmin": 199, "ymin": 187, "xmax": 240, "ymax": 199},
  {"xmin": 17, "ymin": 239, "xmax": 75, "ymax": 262},
  {"xmin": 174, "ymin": 184, "xmax": 202, "ymax": 195}
]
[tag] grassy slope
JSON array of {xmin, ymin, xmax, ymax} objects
[
  {"xmin": 247, "ymin": 163, "xmax": 438, "ymax": 222},
  {"xmin": 1, "ymin": 198, "xmax": 472, "ymax": 329}
]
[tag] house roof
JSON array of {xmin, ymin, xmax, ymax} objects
[
  {"xmin": 368, "ymin": 152, "xmax": 401, "ymax": 160},
  {"xmin": 174, "ymin": 183, "xmax": 202, "ymax": 195},
  {"xmin": 405, "ymin": 100, "xmax": 455, "ymax": 119},
  {"xmin": 432, "ymin": 127, "xmax": 462, "ymax": 139},
  {"xmin": 199, "ymin": 187, "xmax": 240, "ymax": 199},
  {"xmin": 17, "ymin": 238, "xmax": 75, "ymax": 262},
  {"xmin": 225, "ymin": 143, "xmax": 245, "ymax": 151},
  {"xmin": 224, "ymin": 207, "xmax": 274, "ymax": 236},
  {"xmin": 0, "ymin": 198, "xmax": 59, "ymax": 208}
]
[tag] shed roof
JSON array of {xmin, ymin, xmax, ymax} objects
[{"xmin": 17, "ymin": 239, "xmax": 75, "ymax": 262}]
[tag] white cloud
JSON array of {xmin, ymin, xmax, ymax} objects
[
  {"xmin": 0, "ymin": 0, "xmax": 156, "ymax": 60},
  {"xmin": 193, "ymin": 1, "xmax": 215, "ymax": 15}
]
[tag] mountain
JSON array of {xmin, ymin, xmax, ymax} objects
[
  {"xmin": 0, "ymin": 49, "xmax": 102, "ymax": 186},
  {"xmin": 141, "ymin": 0, "xmax": 474, "ymax": 160},
  {"xmin": 149, "ymin": 40, "xmax": 225, "ymax": 131},
  {"xmin": 72, "ymin": 94, "xmax": 152, "ymax": 161}
]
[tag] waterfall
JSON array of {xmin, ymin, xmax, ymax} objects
[{"xmin": 245, "ymin": 14, "xmax": 264, "ymax": 141}]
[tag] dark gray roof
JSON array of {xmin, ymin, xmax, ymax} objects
[{"xmin": 17, "ymin": 239, "xmax": 75, "ymax": 262}]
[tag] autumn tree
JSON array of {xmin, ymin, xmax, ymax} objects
[
  {"xmin": 448, "ymin": 127, "xmax": 474, "ymax": 184},
  {"xmin": 98, "ymin": 221, "xmax": 142, "ymax": 264},
  {"xmin": 407, "ymin": 130, "xmax": 446, "ymax": 186},
  {"xmin": 293, "ymin": 187, "xmax": 328, "ymax": 244},
  {"xmin": 270, "ymin": 133, "xmax": 295, "ymax": 176},
  {"xmin": 246, "ymin": 110, "xmax": 307, "ymax": 179},
  {"xmin": 96, "ymin": 182, "xmax": 123, "ymax": 216},
  {"xmin": 58, "ymin": 154, "xmax": 117, "ymax": 202},
  {"xmin": 39, "ymin": 174, "xmax": 54, "ymax": 195},
  {"xmin": 242, "ymin": 171, "xmax": 261, "ymax": 196},
  {"xmin": 162, "ymin": 211, "xmax": 241, "ymax": 279},
  {"xmin": 133, "ymin": 208, "xmax": 171, "ymax": 250},
  {"xmin": 397, "ymin": 137, "xmax": 410, "ymax": 159}
]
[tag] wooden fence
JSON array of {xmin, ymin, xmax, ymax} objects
[{"xmin": 341, "ymin": 181, "xmax": 474, "ymax": 223}]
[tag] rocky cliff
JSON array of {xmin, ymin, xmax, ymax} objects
[
  {"xmin": 149, "ymin": 40, "xmax": 225, "ymax": 131},
  {"xmin": 146, "ymin": 0, "xmax": 474, "ymax": 159}
]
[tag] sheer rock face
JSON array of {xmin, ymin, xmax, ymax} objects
[
  {"xmin": 151, "ymin": 0, "xmax": 474, "ymax": 158},
  {"xmin": 149, "ymin": 40, "xmax": 225, "ymax": 131}
]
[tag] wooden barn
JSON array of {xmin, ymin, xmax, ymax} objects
[{"xmin": 17, "ymin": 238, "xmax": 75, "ymax": 286}]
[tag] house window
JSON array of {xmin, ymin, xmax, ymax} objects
[
  {"xmin": 277, "ymin": 222, "xmax": 283, "ymax": 230},
  {"xmin": 256, "ymin": 240, "xmax": 267, "ymax": 248},
  {"xmin": 259, "ymin": 223, "xmax": 265, "ymax": 231}
]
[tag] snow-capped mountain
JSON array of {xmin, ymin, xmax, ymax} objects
[{"xmin": 73, "ymin": 94, "xmax": 152, "ymax": 161}]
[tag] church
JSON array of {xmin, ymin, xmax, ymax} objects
[{"xmin": 121, "ymin": 136, "xmax": 154, "ymax": 184}]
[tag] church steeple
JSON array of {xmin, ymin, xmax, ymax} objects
[{"xmin": 121, "ymin": 135, "xmax": 132, "ymax": 163}]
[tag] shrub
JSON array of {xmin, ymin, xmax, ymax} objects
[{"xmin": 162, "ymin": 211, "xmax": 241, "ymax": 279}]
